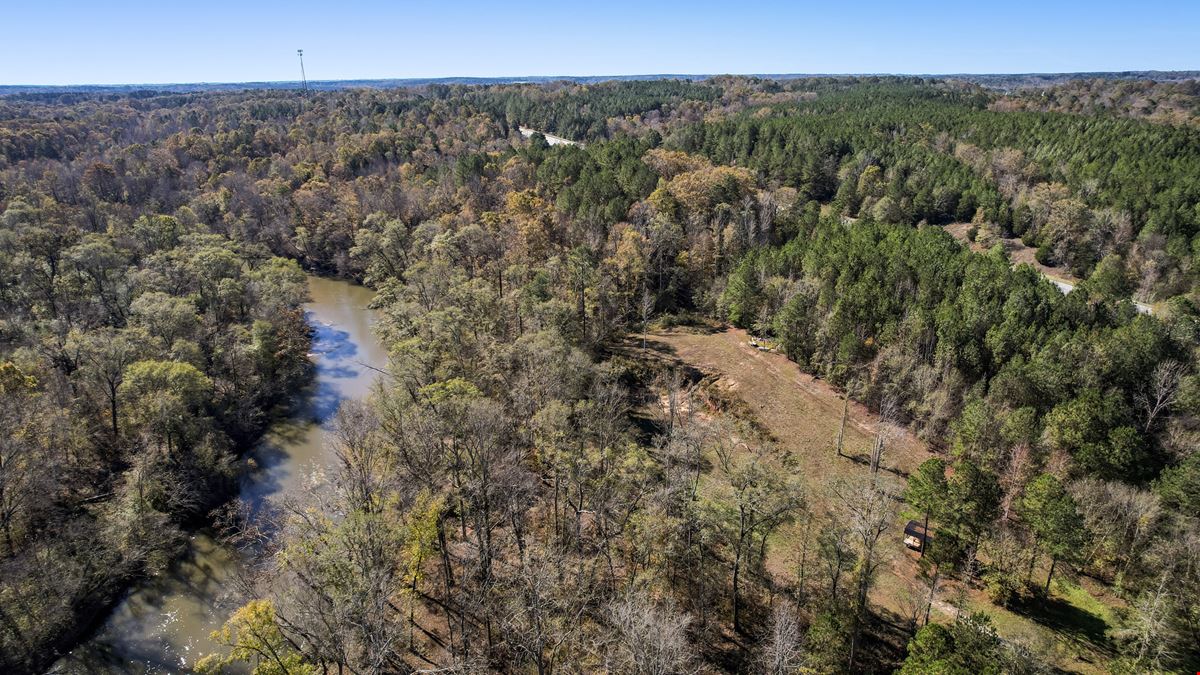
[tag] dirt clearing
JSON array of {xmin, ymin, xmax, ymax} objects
[
  {"xmin": 641, "ymin": 325, "xmax": 931, "ymax": 483},
  {"xmin": 631, "ymin": 324, "xmax": 1116, "ymax": 673},
  {"xmin": 633, "ymin": 325, "xmax": 934, "ymax": 620}
]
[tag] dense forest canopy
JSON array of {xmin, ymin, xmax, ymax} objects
[
  {"xmin": 2, "ymin": 75, "xmax": 1200, "ymax": 674},
  {"xmin": 992, "ymin": 77, "xmax": 1200, "ymax": 125}
]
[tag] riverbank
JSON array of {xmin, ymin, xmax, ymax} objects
[{"xmin": 50, "ymin": 277, "xmax": 387, "ymax": 674}]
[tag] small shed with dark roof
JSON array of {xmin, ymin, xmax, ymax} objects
[{"xmin": 903, "ymin": 520, "xmax": 932, "ymax": 552}]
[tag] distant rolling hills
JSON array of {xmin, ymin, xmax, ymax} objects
[{"xmin": 2, "ymin": 70, "xmax": 1197, "ymax": 96}]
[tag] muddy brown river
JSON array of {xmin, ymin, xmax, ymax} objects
[{"xmin": 52, "ymin": 276, "xmax": 386, "ymax": 674}]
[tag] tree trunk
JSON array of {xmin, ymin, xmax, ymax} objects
[
  {"xmin": 923, "ymin": 562, "xmax": 940, "ymax": 626},
  {"xmin": 920, "ymin": 512, "xmax": 929, "ymax": 558},
  {"xmin": 835, "ymin": 395, "xmax": 849, "ymax": 457},
  {"xmin": 849, "ymin": 570, "xmax": 871, "ymax": 671},
  {"xmin": 1045, "ymin": 557, "xmax": 1057, "ymax": 594},
  {"xmin": 576, "ymin": 282, "xmax": 585, "ymax": 324},
  {"xmin": 1027, "ymin": 543, "xmax": 1038, "ymax": 584},
  {"xmin": 109, "ymin": 383, "xmax": 119, "ymax": 437},
  {"xmin": 848, "ymin": 619, "xmax": 861, "ymax": 672},
  {"xmin": 797, "ymin": 515, "xmax": 811, "ymax": 600},
  {"xmin": 437, "ymin": 517, "xmax": 454, "ymax": 588},
  {"xmin": 732, "ymin": 546, "xmax": 743, "ymax": 633},
  {"xmin": 552, "ymin": 473, "xmax": 560, "ymax": 542}
]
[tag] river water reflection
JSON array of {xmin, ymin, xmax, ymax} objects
[{"xmin": 53, "ymin": 277, "xmax": 386, "ymax": 674}]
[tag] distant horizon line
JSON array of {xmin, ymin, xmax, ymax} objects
[{"xmin": 2, "ymin": 69, "xmax": 1197, "ymax": 92}]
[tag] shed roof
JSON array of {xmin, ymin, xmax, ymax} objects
[{"xmin": 904, "ymin": 520, "xmax": 931, "ymax": 538}]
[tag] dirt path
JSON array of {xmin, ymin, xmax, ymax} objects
[
  {"xmin": 518, "ymin": 126, "xmax": 579, "ymax": 146},
  {"xmin": 943, "ymin": 222, "xmax": 1154, "ymax": 315}
]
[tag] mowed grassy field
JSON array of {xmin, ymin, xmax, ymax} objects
[{"xmin": 633, "ymin": 324, "xmax": 1120, "ymax": 673}]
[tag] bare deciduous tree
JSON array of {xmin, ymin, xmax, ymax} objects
[
  {"xmin": 1137, "ymin": 359, "xmax": 1186, "ymax": 432},
  {"xmin": 757, "ymin": 602, "xmax": 805, "ymax": 674},
  {"xmin": 725, "ymin": 447, "xmax": 803, "ymax": 633},
  {"xmin": 829, "ymin": 475, "xmax": 895, "ymax": 670},
  {"xmin": 606, "ymin": 591, "xmax": 698, "ymax": 675},
  {"xmin": 869, "ymin": 393, "xmax": 899, "ymax": 475},
  {"xmin": 501, "ymin": 546, "xmax": 587, "ymax": 675},
  {"xmin": 1114, "ymin": 573, "xmax": 1181, "ymax": 672},
  {"xmin": 999, "ymin": 441, "xmax": 1031, "ymax": 522}
]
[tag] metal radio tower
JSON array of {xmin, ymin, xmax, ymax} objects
[{"xmin": 297, "ymin": 49, "xmax": 308, "ymax": 95}]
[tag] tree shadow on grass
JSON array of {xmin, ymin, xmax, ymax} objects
[
  {"xmin": 841, "ymin": 450, "xmax": 912, "ymax": 480},
  {"xmin": 1011, "ymin": 592, "xmax": 1114, "ymax": 657},
  {"xmin": 866, "ymin": 607, "xmax": 918, "ymax": 671},
  {"xmin": 629, "ymin": 411, "xmax": 665, "ymax": 442},
  {"xmin": 634, "ymin": 336, "xmax": 679, "ymax": 357}
]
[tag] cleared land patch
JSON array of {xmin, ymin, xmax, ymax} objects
[
  {"xmin": 635, "ymin": 324, "xmax": 1120, "ymax": 673},
  {"xmin": 643, "ymin": 325, "xmax": 929, "ymax": 480}
]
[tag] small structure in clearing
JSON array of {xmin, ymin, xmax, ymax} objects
[{"xmin": 903, "ymin": 520, "xmax": 932, "ymax": 552}]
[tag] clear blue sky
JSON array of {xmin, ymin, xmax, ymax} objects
[{"xmin": 4, "ymin": 0, "xmax": 1197, "ymax": 85}]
